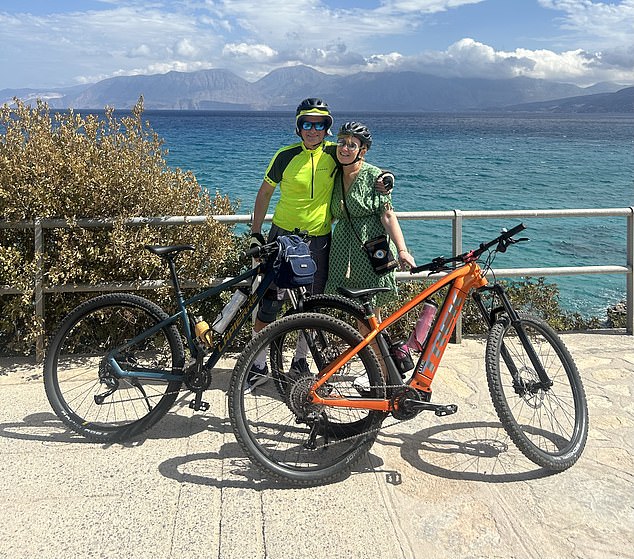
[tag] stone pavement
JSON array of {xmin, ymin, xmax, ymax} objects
[{"xmin": 0, "ymin": 331, "xmax": 633, "ymax": 559}]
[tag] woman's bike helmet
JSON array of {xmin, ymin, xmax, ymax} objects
[
  {"xmin": 295, "ymin": 98, "xmax": 333, "ymax": 136},
  {"xmin": 338, "ymin": 121, "xmax": 372, "ymax": 149}
]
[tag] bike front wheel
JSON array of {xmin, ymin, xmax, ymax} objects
[
  {"xmin": 44, "ymin": 293, "xmax": 185, "ymax": 442},
  {"xmin": 229, "ymin": 313, "xmax": 385, "ymax": 486},
  {"xmin": 485, "ymin": 314, "xmax": 588, "ymax": 470}
]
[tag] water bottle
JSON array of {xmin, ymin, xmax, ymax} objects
[
  {"xmin": 194, "ymin": 316, "xmax": 213, "ymax": 347},
  {"xmin": 212, "ymin": 288, "xmax": 248, "ymax": 333},
  {"xmin": 389, "ymin": 340, "xmax": 414, "ymax": 376},
  {"xmin": 406, "ymin": 300, "xmax": 438, "ymax": 352}
]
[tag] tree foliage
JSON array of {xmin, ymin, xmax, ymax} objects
[{"xmin": 1, "ymin": 97, "xmax": 243, "ymax": 355}]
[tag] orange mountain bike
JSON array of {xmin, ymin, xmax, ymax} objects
[{"xmin": 228, "ymin": 224, "xmax": 589, "ymax": 486}]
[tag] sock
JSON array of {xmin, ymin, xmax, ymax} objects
[
  {"xmin": 293, "ymin": 331, "xmax": 309, "ymax": 362},
  {"xmin": 252, "ymin": 328, "xmax": 268, "ymax": 369}
]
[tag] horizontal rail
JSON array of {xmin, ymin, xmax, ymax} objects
[
  {"xmin": 398, "ymin": 265, "xmax": 630, "ymax": 281},
  {"xmin": 1, "ymin": 206, "xmax": 632, "ymax": 361}
]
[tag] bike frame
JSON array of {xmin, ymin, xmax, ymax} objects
[
  {"xmin": 309, "ymin": 256, "xmax": 554, "ymax": 412},
  {"xmin": 309, "ymin": 261, "xmax": 490, "ymax": 411},
  {"xmin": 106, "ymin": 263, "xmax": 277, "ymax": 381}
]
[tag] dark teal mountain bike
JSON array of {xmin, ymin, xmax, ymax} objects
[{"xmin": 43, "ymin": 234, "xmax": 365, "ymax": 443}]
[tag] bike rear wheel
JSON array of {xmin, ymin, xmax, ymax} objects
[
  {"xmin": 44, "ymin": 293, "xmax": 185, "ymax": 442},
  {"xmin": 229, "ymin": 313, "xmax": 385, "ymax": 486},
  {"xmin": 485, "ymin": 314, "xmax": 588, "ymax": 470}
]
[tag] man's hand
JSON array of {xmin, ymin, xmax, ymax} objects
[{"xmin": 249, "ymin": 232, "xmax": 266, "ymax": 250}]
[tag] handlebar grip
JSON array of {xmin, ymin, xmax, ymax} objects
[
  {"xmin": 244, "ymin": 239, "xmax": 280, "ymax": 260},
  {"xmin": 245, "ymin": 246, "xmax": 262, "ymax": 258},
  {"xmin": 504, "ymin": 222, "xmax": 526, "ymax": 238},
  {"xmin": 410, "ymin": 263, "xmax": 432, "ymax": 274}
]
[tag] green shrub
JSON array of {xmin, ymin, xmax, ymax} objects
[{"xmin": 1, "ymin": 97, "xmax": 244, "ymax": 355}]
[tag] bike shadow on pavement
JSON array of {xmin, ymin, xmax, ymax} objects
[
  {"xmin": 156, "ymin": 443, "xmax": 388, "ymax": 490},
  {"xmin": 0, "ymin": 395, "xmax": 233, "ymax": 446},
  {"xmin": 376, "ymin": 420, "xmax": 555, "ymax": 483}
]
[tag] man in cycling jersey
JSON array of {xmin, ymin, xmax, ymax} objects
[{"xmin": 245, "ymin": 98, "xmax": 392, "ymax": 392}]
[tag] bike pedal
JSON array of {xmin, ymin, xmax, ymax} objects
[
  {"xmin": 189, "ymin": 399, "xmax": 210, "ymax": 412},
  {"xmin": 434, "ymin": 404, "xmax": 458, "ymax": 417}
]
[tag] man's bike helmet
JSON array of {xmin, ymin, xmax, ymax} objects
[
  {"xmin": 295, "ymin": 98, "xmax": 333, "ymax": 136},
  {"xmin": 338, "ymin": 121, "xmax": 372, "ymax": 149}
]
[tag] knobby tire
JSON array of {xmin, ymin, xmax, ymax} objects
[
  {"xmin": 44, "ymin": 293, "xmax": 185, "ymax": 442},
  {"xmin": 485, "ymin": 313, "xmax": 588, "ymax": 470},
  {"xmin": 229, "ymin": 313, "xmax": 385, "ymax": 486}
]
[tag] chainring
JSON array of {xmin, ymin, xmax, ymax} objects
[{"xmin": 391, "ymin": 386, "xmax": 424, "ymax": 420}]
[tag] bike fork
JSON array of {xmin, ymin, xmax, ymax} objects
[{"xmin": 473, "ymin": 287, "xmax": 553, "ymax": 390}]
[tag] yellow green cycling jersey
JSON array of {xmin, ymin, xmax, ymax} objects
[{"xmin": 263, "ymin": 140, "xmax": 338, "ymax": 236}]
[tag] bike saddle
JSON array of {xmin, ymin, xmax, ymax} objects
[
  {"xmin": 337, "ymin": 286, "xmax": 391, "ymax": 299},
  {"xmin": 144, "ymin": 244, "xmax": 195, "ymax": 258}
]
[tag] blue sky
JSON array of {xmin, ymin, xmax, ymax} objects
[{"xmin": 1, "ymin": 0, "xmax": 633, "ymax": 90}]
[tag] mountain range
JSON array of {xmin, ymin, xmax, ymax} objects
[{"xmin": 1, "ymin": 65, "xmax": 632, "ymax": 113}]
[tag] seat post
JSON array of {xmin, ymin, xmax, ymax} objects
[{"xmin": 165, "ymin": 256, "xmax": 185, "ymax": 302}]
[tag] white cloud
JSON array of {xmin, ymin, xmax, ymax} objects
[
  {"xmin": 0, "ymin": 0, "xmax": 633, "ymax": 89},
  {"xmin": 378, "ymin": 0, "xmax": 485, "ymax": 14},
  {"xmin": 128, "ymin": 44, "xmax": 152, "ymax": 58},
  {"xmin": 174, "ymin": 38, "xmax": 199, "ymax": 58},
  {"xmin": 386, "ymin": 38, "xmax": 634, "ymax": 85},
  {"xmin": 223, "ymin": 43, "xmax": 278, "ymax": 61},
  {"xmin": 539, "ymin": 0, "xmax": 634, "ymax": 47}
]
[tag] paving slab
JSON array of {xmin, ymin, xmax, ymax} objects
[{"xmin": 0, "ymin": 331, "xmax": 632, "ymax": 559}]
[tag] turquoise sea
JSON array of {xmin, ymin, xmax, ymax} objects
[{"xmin": 140, "ymin": 111, "xmax": 633, "ymax": 318}]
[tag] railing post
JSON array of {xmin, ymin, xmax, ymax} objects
[
  {"xmin": 34, "ymin": 219, "xmax": 45, "ymax": 363},
  {"xmin": 452, "ymin": 210, "xmax": 463, "ymax": 343},
  {"xmin": 627, "ymin": 207, "xmax": 633, "ymax": 334}
]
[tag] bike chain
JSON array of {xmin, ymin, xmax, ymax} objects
[
  {"xmin": 299, "ymin": 383, "xmax": 423, "ymax": 451},
  {"xmin": 98, "ymin": 389, "xmax": 182, "ymax": 405}
]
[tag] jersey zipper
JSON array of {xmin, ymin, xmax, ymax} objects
[{"xmin": 310, "ymin": 152, "xmax": 315, "ymax": 198}]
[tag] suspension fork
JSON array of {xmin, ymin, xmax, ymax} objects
[{"xmin": 473, "ymin": 286, "xmax": 553, "ymax": 389}]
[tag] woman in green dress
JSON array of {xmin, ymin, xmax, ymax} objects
[{"xmin": 325, "ymin": 121, "xmax": 416, "ymax": 318}]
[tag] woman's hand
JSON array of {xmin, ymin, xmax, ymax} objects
[{"xmin": 375, "ymin": 171, "xmax": 394, "ymax": 194}]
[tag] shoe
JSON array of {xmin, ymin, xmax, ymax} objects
[
  {"xmin": 244, "ymin": 363, "xmax": 269, "ymax": 394},
  {"xmin": 353, "ymin": 373, "xmax": 371, "ymax": 394},
  {"xmin": 289, "ymin": 357, "xmax": 310, "ymax": 375}
]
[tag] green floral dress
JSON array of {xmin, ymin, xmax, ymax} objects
[{"xmin": 325, "ymin": 162, "xmax": 398, "ymax": 308}]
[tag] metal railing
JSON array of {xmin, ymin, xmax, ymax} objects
[{"xmin": 1, "ymin": 207, "xmax": 632, "ymax": 361}]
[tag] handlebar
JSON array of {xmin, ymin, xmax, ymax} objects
[
  {"xmin": 410, "ymin": 223, "xmax": 528, "ymax": 274},
  {"xmin": 242, "ymin": 229, "xmax": 310, "ymax": 260}
]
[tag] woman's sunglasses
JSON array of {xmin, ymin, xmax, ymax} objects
[
  {"xmin": 301, "ymin": 120, "xmax": 327, "ymax": 131},
  {"xmin": 336, "ymin": 139, "xmax": 361, "ymax": 151}
]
